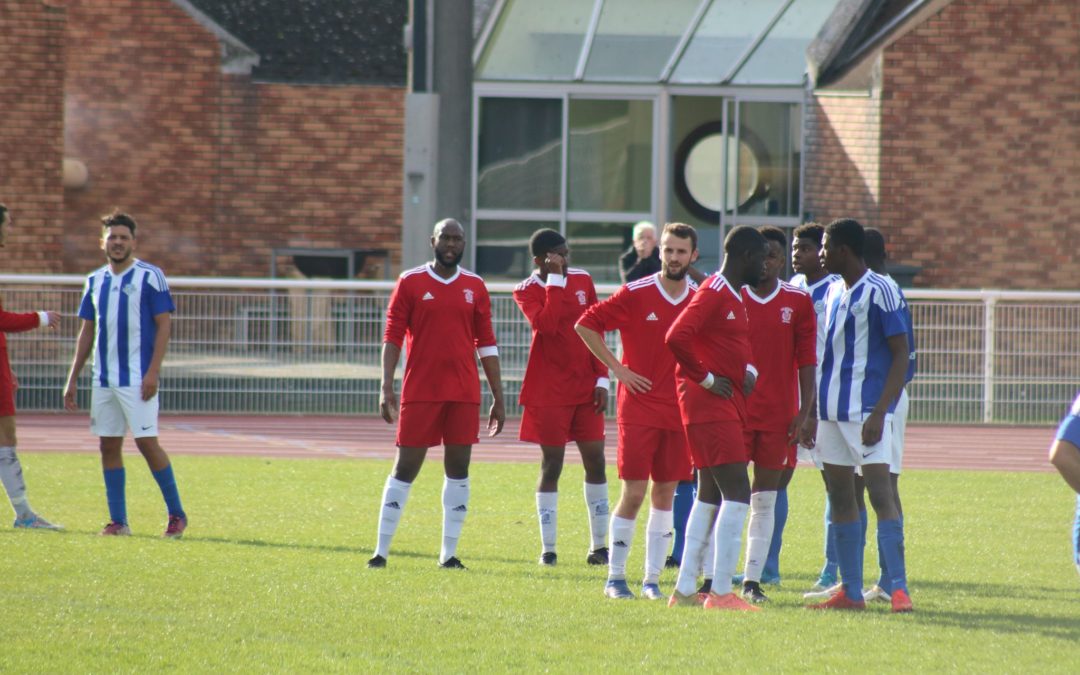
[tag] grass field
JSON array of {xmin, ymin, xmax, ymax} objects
[{"xmin": 1, "ymin": 453, "xmax": 1077, "ymax": 673}]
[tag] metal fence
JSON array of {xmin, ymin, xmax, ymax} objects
[{"xmin": 3, "ymin": 275, "xmax": 1077, "ymax": 424}]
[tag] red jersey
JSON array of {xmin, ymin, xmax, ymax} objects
[
  {"xmin": 514, "ymin": 268, "xmax": 608, "ymax": 407},
  {"xmin": 742, "ymin": 282, "xmax": 817, "ymax": 432},
  {"xmin": 665, "ymin": 274, "xmax": 753, "ymax": 425},
  {"xmin": 383, "ymin": 264, "xmax": 497, "ymax": 404},
  {"xmin": 0, "ymin": 298, "xmax": 43, "ymax": 391}
]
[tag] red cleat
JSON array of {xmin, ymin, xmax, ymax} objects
[
  {"xmin": 704, "ymin": 592, "xmax": 761, "ymax": 612},
  {"xmin": 667, "ymin": 590, "xmax": 706, "ymax": 607},
  {"xmin": 890, "ymin": 588, "xmax": 913, "ymax": 613},
  {"xmin": 164, "ymin": 514, "xmax": 187, "ymax": 539},
  {"xmin": 806, "ymin": 588, "xmax": 866, "ymax": 610},
  {"xmin": 99, "ymin": 521, "xmax": 131, "ymax": 536}
]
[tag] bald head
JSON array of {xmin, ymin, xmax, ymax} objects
[
  {"xmin": 434, "ymin": 218, "xmax": 464, "ymax": 238},
  {"xmin": 431, "ymin": 218, "xmax": 466, "ymax": 269}
]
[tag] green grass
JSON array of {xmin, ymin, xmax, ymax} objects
[{"xmin": 1, "ymin": 453, "xmax": 1078, "ymax": 673}]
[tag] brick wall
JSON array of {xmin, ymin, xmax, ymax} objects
[
  {"xmin": 60, "ymin": 0, "xmax": 404, "ymax": 278},
  {"xmin": 0, "ymin": 1, "xmax": 66, "ymax": 273}
]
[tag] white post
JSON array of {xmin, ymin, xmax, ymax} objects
[{"xmin": 982, "ymin": 296, "xmax": 996, "ymax": 423}]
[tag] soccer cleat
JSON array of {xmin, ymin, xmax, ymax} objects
[
  {"xmin": 806, "ymin": 588, "xmax": 866, "ymax": 610},
  {"xmin": 704, "ymin": 592, "xmax": 761, "ymax": 612},
  {"xmin": 366, "ymin": 555, "xmax": 387, "ymax": 569},
  {"xmin": 742, "ymin": 581, "xmax": 769, "ymax": 604},
  {"xmin": 863, "ymin": 585, "xmax": 892, "ymax": 603},
  {"xmin": 641, "ymin": 583, "xmax": 666, "ymax": 601},
  {"xmin": 890, "ymin": 588, "xmax": 913, "ymax": 613},
  {"xmin": 807, "ymin": 571, "xmax": 838, "ymax": 594},
  {"xmin": 539, "ymin": 551, "xmax": 558, "ymax": 566},
  {"xmin": 667, "ymin": 589, "xmax": 706, "ymax": 607},
  {"xmin": 99, "ymin": 521, "xmax": 131, "ymax": 536},
  {"xmin": 664, "ymin": 555, "xmax": 680, "ymax": 569},
  {"xmin": 163, "ymin": 514, "xmax": 187, "ymax": 539},
  {"xmin": 586, "ymin": 547, "xmax": 609, "ymax": 566},
  {"xmin": 604, "ymin": 579, "xmax": 635, "ymax": 600},
  {"xmin": 13, "ymin": 514, "xmax": 63, "ymax": 530},
  {"xmin": 439, "ymin": 556, "xmax": 467, "ymax": 570},
  {"xmin": 804, "ymin": 581, "xmax": 843, "ymax": 600}
]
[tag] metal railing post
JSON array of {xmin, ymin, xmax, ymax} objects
[{"xmin": 982, "ymin": 296, "xmax": 996, "ymax": 423}]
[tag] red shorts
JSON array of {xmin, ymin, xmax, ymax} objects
[
  {"xmin": 617, "ymin": 424, "xmax": 692, "ymax": 482},
  {"xmin": 0, "ymin": 371, "xmax": 14, "ymax": 417},
  {"xmin": 744, "ymin": 429, "xmax": 796, "ymax": 471},
  {"xmin": 520, "ymin": 403, "xmax": 605, "ymax": 446},
  {"xmin": 683, "ymin": 420, "xmax": 747, "ymax": 469},
  {"xmin": 396, "ymin": 401, "xmax": 480, "ymax": 448}
]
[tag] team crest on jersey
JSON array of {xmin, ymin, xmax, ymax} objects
[
  {"xmin": 122, "ymin": 283, "xmax": 136, "ymax": 296},
  {"xmin": 814, "ymin": 300, "xmax": 826, "ymax": 314},
  {"xmin": 851, "ymin": 301, "xmax": 867, "ymax": 315},
  {"xmin": 575, "ymin": 290, "xmax": 587, "ymax": 305},
  {"xmin": 780, "ymin": 307, "xmax": 794, "ymax": 324},
  {"xmin": 463, "ymin": 289, "xmax": 474, "ymax": 304}
]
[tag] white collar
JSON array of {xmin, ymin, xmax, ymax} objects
[
  {"xmin": 652, "ymin": 273, "xmax": 690, "ymax": 305},
  {"xmin": 425, "ymin": 264, "xmax": 460, "ymax": 285}
]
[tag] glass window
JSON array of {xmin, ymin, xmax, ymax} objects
[
  {"xmin": 670, "ymin": 0, "xmax": 787, "ymax": 84},
  {"xmin": 567, "ymin": 221, "xmax": 633, "ymax": 284},
  {"xmin": 475, "ymin": 220, "xmax": 558, "ymax": 280},
  {"xmin": 736, "ymin": 102, "xmax": 801, "ymax": 217},
  {"xmin": 477, "ymin": 98, "xmax": 562, "ymax": 211},
  {"xmin": 583, "ymin": 0, "xmax": 701, "ymax": 82},
  {"xmin": 733, "ymin": 0, "xmax": 841, "ymax": 84},
  {"xmin": 567, "ymin": 99, "xmax": 653, "ymax": 212},
  {"xmin": 476, "ymin": 0, "xmax": 596, "ymax": 81}
]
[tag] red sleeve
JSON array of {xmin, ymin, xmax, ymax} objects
[
  {"xmin": 577, "ymin": 286, "xmax": 631, "ymax": 334},
  {"xmin": 583, "ymin": 278, "xmax": 608, "ymax": 380},
  {"xmin": 0, "ymin": 310, "xmax": 41, "ymax": 333},
  {"xmin": 794, "ymin": 292, "xmax": 817, "ymax": 368},
  {"xmin": 383, "ymin": 277, "xmax": 412, "ymax": 347},
  {"xmin": 665, "ymin": 286, "xmax": 720, "ymax": 384},
  {"xmin": 513, "ymin": 280, "xmax": 564, "ymax": 336},
  {"xmin": 473, "ymin": 283, "xmax": 497, "ymax": 350}
]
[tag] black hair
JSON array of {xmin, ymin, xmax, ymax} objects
[
  {"xmin": 863, "ymin": 228, "xmax": 887, "ymax": 270},
  {"xmin": 824, "ymin": 218, "xmax": 864, "ymax": 258},
  {"xmin": 724, "ymin": 225, "xmax": 767, "ymax": 257},
  {"xmin": 758, "ymin": 225, "xmax": 787, "ymax": 249},
  {"xmin": 529, "ymin": 228, "xmax": 566, "ymax": 258},
  {"xmin": 661, "ymin": 222, "xmax": 698, "ymax": 251},
  {"xmin": 793, "ymin": 222, "xmax": 824, "ymax": 248},
  {"xmin": 101, "ymin": 209, "xmax": 137, "ymax": 236}
]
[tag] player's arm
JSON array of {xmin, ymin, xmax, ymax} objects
[
  {"xmin": 379, "ymin": 343, "xmax": 402, "ymax": 424},
  {"xmin": 0, "ymin": 309, "xmax": 59, "ymax": 333},
  {"xmin": 473, "ymin": 286, "xmax": 505, "ymax": 436},
  {"xmin": 63, "ymin": 319, "xmax": 95, "ymax": 411},
  {"xmin": 141, "ymin": 312, "xmax": 171, "ymax": 401},
  {"xmin": 863, "ymin": 331, "xmax": 909, "ymax": 447},
  {"xmin": 576, "ymin": 290, "xmax": 650, "ymax": 394},
  {"xmin": 380, "ymin": 279, "xmax": 411, "ymax": 424},
  {"xmin": 665, "ymin": 290, "xmax": 733, "ymax": 398},
  {"xmin": 583, "ymin": 279, "xmax": 610, "ymax": 413},
  {"xmin": 512, "ymin": 260, "xmax": 566, "ymax": 336},
  {"xmin": 791, "ymin": 293, "xmax": 818, "ymax": 443}
]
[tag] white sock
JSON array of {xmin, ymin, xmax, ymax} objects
[
  {"xmin": 440, "ymin": 477, "xmax": 470, "ymax": 563},
  {"xmin": 584, "ymin": 482, "xmax": 610, "ymax": 550},
  {"xmin": 700, "ymin": 529, "xmax": 715, "ymax": 579},
  {"xmin": 644, "ymin": 508, "xmax": 673, "ymax": 585},
  {"xmin": 709, "ymin": 500, "xmax": 749, "ymax": 595},
  {"xmin": 608, "ymin": 515, "xmax": 636, "ymax": 579},
  {"xmin": 674, "ymin": 500, "xmax": 718, "ymax": 596},
  {"xmin": 0, "ymin": 446, "xmax": 33, "ymax": 520},
  {"xmin": 743, "ymin": 491, "xmax": 777, "ymax": 583},
  {"xmin": 536, "ymin": 491, "xmax": 558, "ymax": 553},
  {"xmin": 375, "ymin": 476, "xmax": 412, "ymax": 558}
]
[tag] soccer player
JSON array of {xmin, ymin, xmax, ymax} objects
[
  {"xmin": 0, "ymin": 203, "xmax": 62, "ymax": 530},
  {"xmin": 1049, "ymin": 392, "xmax": 1080, "ymax": 576},
  {"xmin": 63, "ymin": 211, "xmax": 187, "ymax": 538},
  {"xmin": 736, "ymin": 226, "xmax": 816, "ymax": 603},
  {"xmin": 515, "ymin": 229, "xmax": 609, "ymax": 566},
  {"xmin": 367, "ymin": 219, "xmax": 505, "ymax": 570},
  {"xmin": 665, "ymin": 225, "xmax": 768, "ymax": 611},
  {"xmin": 806, "ymin": 218, "xmax": 912, "ymax": 612},
  {"xmin": 575, "ymin": 223, "xmax": 699, "ymax": 600}
]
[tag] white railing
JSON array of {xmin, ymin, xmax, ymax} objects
[{"xmin": 2, "ymin": 275, "xmax": 1077, "ymax": 424}]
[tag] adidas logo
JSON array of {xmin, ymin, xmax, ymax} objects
[
  {"xmin": 613, "ymin": 540, "xmax": 628, "ymax": 548},
  {"xmin": 452, "ymin": 504, "xmax": 468, "ymax": 513},
  {"xmin": 645, "ymin": 312, "xmax": 658, "ymax": 321},
  {"xmin": 726, "ymin": 310, "xmax": 736, "ymax": 320},
  {"xmin": 384, "ymin": 501, "xmax": 401, "ymax": 510},
  {"xmin": 422, "ymin": 292, "xmax": 435, "ymax": 300}
]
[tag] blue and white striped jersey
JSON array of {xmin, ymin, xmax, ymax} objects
[
  {"xmin": 790, "ymin": 273, "xmax": 841, "ymax": 370},
  {"xmin": 818, "ymin": 270, "xmax": 909, "ymax": 422},
  {"xmin": 78, "ymin": 260, "xmax": 175, "ymax": 388},
  {"xmin": 880, "ymin": 273, "xmax": 917, "ymax": 383}
]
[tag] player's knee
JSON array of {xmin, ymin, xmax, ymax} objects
[{"xmin": 1049, "ymin": 440, "xmax": 1068, "ymax": 468}]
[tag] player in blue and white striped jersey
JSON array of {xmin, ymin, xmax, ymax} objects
[
  {"xmin": 806, "ymin": 218, "xmax": 912, "ymax": 613},
  {"xmin": 63, "ymin": 211, "xmax": 187, "ymax": 539},
  {"xmin": 1049, "ymin": 392, "xmax": 1080, "ymax": 576}
]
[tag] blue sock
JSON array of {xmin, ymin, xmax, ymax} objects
[
  {"xmin": 1072, "ymin": 495, "xmax": 1079, "ymax": 568},
  {"xmin": 152, "ymin": 464, "xmax": 185, "ymax": 518},
  {"xmin": 858, "ymin": 508, "xmax": 869, "ymax": 582},
  {"xmin": 878, "ymin": 518, "xmax": 907, "ymax": 593},
  {"xmin": 670, "ymin": 480, "xmax": 695, "ymax": 563},
  {"xmin": 103, "ymin": 467, "xmax": 127, "ymax": 525},
  {"xmin": 763, "ymin": 487, "xmax": 788, "ymax": 579},
  {"xmin": 834, "ymin": 520, "xmax": 863, "ymax": 599},
  {"xmin": 876, "ymin": 514, "xmax": 901, "ymax": 593},
  {"xmin": 822, "ymin": 495, "xmax": 838, "ymax": 579}
]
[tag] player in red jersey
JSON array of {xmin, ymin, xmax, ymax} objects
[
  {"xmin": 0, "ymin": 204, "xmax": 63, "ymax": 530},
  {"xmin": 367, "ymin": 219, "xmax": 505, "ymax": 570},
  {"xmin": 665, "ymin": 225, "xmax": 768, "ymax": 611},
  {"xmin": 735, "ymin": 226, "xmax": 816, "ymax": 602},
  {"xmin": 514, "ymin": 229, "xmax": 610, "ymax": 567},
  {"xmin": 575, "ymin": 223, "xmax": 699, "ymax": 600}
]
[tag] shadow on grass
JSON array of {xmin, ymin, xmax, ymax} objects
[{"xmin": 913, "ymin": 608, "xmax": 1080, "ymax": 642}]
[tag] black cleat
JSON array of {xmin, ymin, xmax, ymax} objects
[
  {"xmin": 539, "ymin": 551, "xmax": 558, "ymax": 566},
  {"xmin": 366, "ymin": 555, "xmax": 387, "ymax": 569},
  {"xmin": 664, "ymin": 555, "xmax": 681, "ymax": 569},
  {"xmin": 439, "ymin": 556, "xmax": 467, "ymax": 570},
  {"xmin": 742, "ymin": 581, "xmax": 769, "ymax": 603},
  {"xmin": 697, "ymin": 579, "xmax": 713, "ymax": 595},
  {"xmin": 586, "ymin": 547, "xmax": 609, "ymax": 566}
]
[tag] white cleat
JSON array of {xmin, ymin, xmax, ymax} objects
[
  {"xmin": 863, "ymin": 585, "xmax": 892, "ymax": 603},
  {"xmin": 13, "ymin": 514, "xmax": 63, "ymax": 530},
  {"xmin": 803, "ymin": 582, "xmax": 843, "ymax": 600}
]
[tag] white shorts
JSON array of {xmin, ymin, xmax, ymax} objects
[
  {"xmin": 797, "ymin": 443, "xmax": 824, "ymax": 471},
  {"xmin": 890, "ymin": 389, "xmax": 909, "ymax": 474},
  {"xmin": 816, "ymin": 418, "xmax": 893, "ymax": 468},
  {"xmin": 91, "ymin": 387, "xmax": 159, "ymax": 438}
]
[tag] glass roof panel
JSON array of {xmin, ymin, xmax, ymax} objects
[
  {"xmin": 732, "ymin": 0, "xmax": 841, "ymax": 84},
  {"xmin": 669, "ymin": 0, "xmax": 787, "ymax": 84},
  {"xmin": 476, "ymin": 0, "xmax": 596, "ymax": 81},
  {"xmin": 583, "ymin": 0, "xmax": 702, "ymax": 82}
]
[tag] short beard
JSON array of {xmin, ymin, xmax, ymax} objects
[
  {"xmin": 436, "ymin": 249, "xmax": 463, "ymax": 268},
  {"xmin": 663, "ymin": 267, "xmax": 688, "ymax": 282}
]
